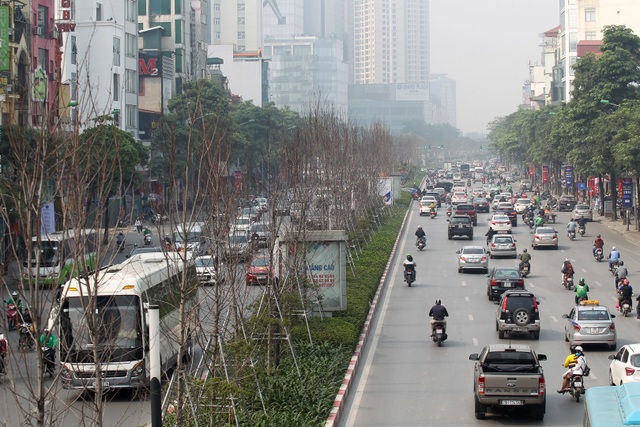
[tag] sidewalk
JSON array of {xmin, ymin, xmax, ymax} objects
[{"xmin": 598, "ymin": 214, "xmax": 640, "ymax": 247}]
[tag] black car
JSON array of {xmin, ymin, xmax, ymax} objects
[
  {"xmin": 495, "ymin": 290, "xmax": 541, "ymax": 340},
  {"xmin": 486, "ymin": 267, "xmax": 525, "ymax": 301},
  {"xmin": 473, "ymin": 197, "xmax": 491, "ymax": 213},
  {"xmin": 448, "ymin": 215, "xmax": 473, "ymax": 240},
  {"xmin": 558, "ymin": 195, "xmax": 578, "ymax": 212}
]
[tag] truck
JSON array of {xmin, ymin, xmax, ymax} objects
[
  {"xmin": 469, "ymin": 344, "xmax": 547, "ymax": 420},
  {"xmin": 460, "ymin": 162, "xmax": 471, "ymax": 178},
  {"xmin": 443, "ymin": 162, "xmax": 452, "ymax": 172}
]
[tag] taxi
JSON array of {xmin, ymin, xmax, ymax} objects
[{"xmin": 563, "ymin": 300, "xmax": 616, "ymax": 350}]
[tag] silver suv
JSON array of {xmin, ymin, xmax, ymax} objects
[{"xmin": 496, "ymin": 290, "xmax": 541, "ymax": 340}]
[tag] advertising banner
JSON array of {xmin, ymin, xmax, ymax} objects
[
  {"xmin": 378, "ymin": 177, "xmax": 392, "ymax": 205},
  {"xmin": 564, "ymin": 165, "xmax": 573, "ymax": 187},
  {"xmin": 529, "ymin": 164, "xmax": 535, "ymax": 177},
  {"xmin": 542, "ymin": 166, "xmax": 549, "ymax": 184},
  {"xmin": 306, "ymin": 239, "xmax": 346, "ymax": 311},
  {"xmin": 40, "ymin": 202, "xmax": 56, "ymax": 235},
  {"xmin": 622, "ymin": 178, "xmax": 633, "ymax": 208},
  {"xmin": 0, "ymin": 7, "xmax": 9, "ymax": 75}
]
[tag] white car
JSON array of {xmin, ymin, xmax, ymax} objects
[
  {"xmin": 514, "ymin": 198, "xmax": 532, "ymax": 214},
  {"xmin": 609, "ymin": 344, "xmax": 640, "ymax": 385},
  {"xmin": 489, "ymin": 214, "xmax": 512, "ymax": 234},
  {"xmin": 420, "ymin": 196, "xmax": 439, "ymax": 215},
  {"xmin": 230, "ymin": 215, "xmax": 253, "ymax": 233},
  {"xmin": 195, "ymin": 255, "xmax": 220, "ymax": 285},
  {"xmin": 451, "ymin": 192, "xmax": 468, "ymax": 206}
]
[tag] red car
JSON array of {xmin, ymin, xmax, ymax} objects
[
  {"xmin": 246, "ymin": 256, "xmax": 273, "ymax": 285},
  {"xmin": 455, "ymin": 204, "xmax": 477, "ymax": 226}
]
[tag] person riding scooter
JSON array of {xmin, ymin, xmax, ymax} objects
[
  {"xmin": 428, "ymin": 201, "xmax": 437, "ymax": 216},
  {"xmin": 577, "ymin": 216, "xmax": 587, "ymax": 234},
  {"xmin": 116, "ymin": 232, "xmax": 126, "ymax": 252},
  {"xmin": 566, "ymin": 218, "xmax": 577, "ymax": 237},
  {"xmin": 575, "ymin": 278, "xmax": 590, "ymax": 305},
  {"xmin": 561, "ymin": 259, "xmax": 575, "ymax": 287},
  {"xmin": 519, "ymin": 249, "xmax": 531, "ymax": 273},
  {"xmin": 558, "ymin": 346, "xmax": 587, "ymax": 394},
  {"xmin": 403, "ymin": 255, "xmax": 417, "ymax": 283},
  {"xmin": 593, "ymin": 234, "xmax": 604, "ymax": 257},
  {"xmin": 618, "ymin": 279, "xmax": 633, "ymax": 312},
  {"xmin": 609, "ymin": 246, "xmax": 621, "ymax": 270},
  {"xmin": 428, "ymin": 299, "xmax": 449, "ymax": 336},
  {"xmin": 415, "ymin": 226, "xmax": 426, "ymax": 247}
]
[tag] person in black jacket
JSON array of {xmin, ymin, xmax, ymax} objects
[{"xmin": 429, "ymin": 299, "xmax": 449, "ymax": 335}]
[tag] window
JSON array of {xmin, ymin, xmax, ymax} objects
[
  {"xmin": 215, "ymin": 32, "xmax": 220, "ymax": 40},
  {"xmin": 237, "ymin": 17, "xmax": 245, "ymax": 25},
  {"xmin": 175, "ymin": 19, "xmax": 182, "ymax": 43},
  {"xmin": 237, "ymin": 3, "xmax": 245, "ymax": 12},
  {"xmin": 70, "ymin": 35, "xmax": 77, "ymax": 65},
  {"xmin": 174, "ymin": 0, "xmax": 181, "ymax": 14},
  {"xmin": 150, "ymin": 0, "xmax": 171, "ymax": 14},
  {"xmin": 237, "ymin": 31, "xmax": 245, "ymax": 40},
  {"xmin": 585, "ymin": 31, "xmax": 596, "ymax": 41},
  {"xmin": 568, "ymin": 9, "xmax": 576, "ymax": 29},
  {"xmin": 569, "ymin": 32, "xmax": 578, "ymax": 52},
  {"xmin": 585, "ymin": 8, "xmax": 595, "ymax": 22},
  {"xmin": 126, "ymin": 0, "xmax": 136, "ymax": 22},
  {"xmin": 214, "ymin": 17, "xmax": 220, "ymax": 25},
  {"xmin": 96, "ymin": 3, "xmax": 102, "ymax": 21},
  {"xmin": 214, "ymin": 3, "xmax": 220, "ymax": 11},
  {"xmin": 37, "ymin": 5, "xmax": 47, "ymax": 36},
  {"xmin": 125, "ymin": 69, "xmax": 136, "ymax": 93},
  {"xmin": 70, "ymin": 72, "xmax": 77, "ymax": 101},
  {"xmin": 175, "ymin": 48, "xmax": 183, "ymax": 73},
  {"xmin": 126, "ymin": 34, "xmax": 136, "ymax": 57},
  {"xmin": 38, "ymin": 48, "xmax": 48, "ymax": 72},
  {"xmin": 126, "ymin": 104, "xmax": 136, "ymax": 128},
  {"xmin": 113, "ymin": 73, "xmax": 120, "ymax": 101},
  {"xmin": 113, "ymin": 37, "xmax": 121, "ymax": 66},
  {"xmin": 138, "ymin": 0, "xmax": 146, "ymax": 15}
]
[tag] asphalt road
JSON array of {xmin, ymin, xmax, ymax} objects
[
  {"xmin": 340, "ymin": 195, "xmax": 640, "ymax": 426},
  {"xmin": 0, "ymin": 229, "xmax": 265, "ymax": 427}
]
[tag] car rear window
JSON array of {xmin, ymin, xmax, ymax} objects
[
  {"xmin": 485, "ymin": 351, "xmax": 535, "ymax": 364},
  {"xmin": 463, "ymin": 248, "xmax": 484, "ymax": 255},
  {"xmin": 505, "ymin": 295, "xmax": 535, "ymax": 311},
  {"xmin": 494, "ymin": 236, "xmax": 513, "ymax": 244},
  {"xmin": 457, "ymin": 204, "xmax": 474, "ymax": 210},
  {"xmin": 577, "ymin": 310, "xmax": 610, "ymax": 321},
  {"xmin": 495, "ymin": 269, "xmax": 520, "ymax": 279},
  {"xmin": 451, "ymin": 217, "xmax": 471, "ymax": 223}
]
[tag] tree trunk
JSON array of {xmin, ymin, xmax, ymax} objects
[
  {"xmin": 103, "ymin": 196, "xmax": 110, "ymax": 245},
  {"xmin": 610, "ymin": 171, "xmax": 618, "ymax": 221},
  {"xmin": 598, "ymin": 174, "xmax": 605, "ymax": 217}
]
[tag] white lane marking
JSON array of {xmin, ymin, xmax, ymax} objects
[
  {"xmin": 461, "ymin": 281, "xmax": 467, "ymax": 287},
  {"xmin": 595, "ymin": 281, "xmax": 602, "ymax": 287},
  {"xmin": 473, "ymin": 338, "xmax": 479, "ymax": 346},
  {"xmin": 550, "ymin": 316, "xmax": 558, "ymax": 323},
  {"xmin": 581, "ymin": 268, "xmax": 587, "ymax": 273},
  {"xmin": 465, "ymin": 296, "xmax": 469, "ymax": 302},
  {"xmin": 468, "ymin": 314, "xmax": 474, "ymax": 321},
  {"xmin": 590, "ymin": 373, "xmax": 598, "ymax": 380},
  {"xmin": 528, "ymin": 282, "xmax": 535, "ymax": 288}
]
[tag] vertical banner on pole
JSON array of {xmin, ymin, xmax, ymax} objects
[
  {"xmin": 564, "ymin": 165, "xmax": 573, "ymax": 187},
  {"xmin": 542, "ymin": 166, "xmax": 549, "ymax": 184},
  {"xmin": 621, "ymin": 178, "xmax": 633, "ymax": 208}
]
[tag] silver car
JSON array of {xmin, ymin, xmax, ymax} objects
[
  {"xmin": 488, "ymin": 234, "xmax": 517, "ymax": 259},
  {"xmin": 563, "ymin": 301, "xmax": 616, "ymax": 350},
  {"xmin": 571, "ymin": 203, "xmax": 593, "ymax": 221},
  {"xmin": 456, "ymin": 246, "xmax": 489, "ymax": 273},
  {"xmin": 531, "ymin": 226, "xmax": 558, "ymax": 249}
]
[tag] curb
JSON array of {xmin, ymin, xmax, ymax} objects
[{"xmin": 324, "ymin": 200, "xmax": 413, "ymax": 427}]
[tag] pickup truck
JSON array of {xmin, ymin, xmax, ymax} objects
[{"xmin": 469, "ymin": 344, "xmax": 546, "ymax": 420}]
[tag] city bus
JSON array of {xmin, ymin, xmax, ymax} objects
[
  {"xmin": 23, "ymin": 229, "xmax": 97, "ymax": 287},
  {"xmin": 58, "ymin": 252, "xmax": 199, "ymax": 390},
  {"xmin": 584, "ymin": 383, "xmax": 640, "ymax": 426}
]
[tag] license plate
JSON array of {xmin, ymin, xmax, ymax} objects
[
  {"xmin": 590, "ymin": 328, "xmax": 599, "ymax": 334},
  {"xmin": 574, "ymin": 381, "xmax": 582, "ymax": 387},
  {"xmin": 91, "ymin": 381, "xmax": 109, "ymax": 388},
  {"xmin": 500, "ymin": 400, "xmax": 523, "ymax": 406},
  {"xmin": 499, "ymin": 245, "xmax": 510, "ymax": 249},
  {"xmin": 469, "ymin": 259, "xmax": 479, "ymax": 263},
  {"xmin": 257, "ymin": 275, "xmax": 267, "ymax": 279},
  {"xmin": 504, "ymin": 283, "xmax": 512, "ymax": 287},
  {"xmin": 436, "ymin": 328, "xmax": 443, "ymax": 334},
  {"xmin": 511, "ymin": 327, "xmax": 527, "ymax": 331}
]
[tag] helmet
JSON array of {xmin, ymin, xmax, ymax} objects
[
  {"xmin": 417, "ymin": 226, "xmax": 422, "ymax": 230},
  {"xmin": 406, "ymin": 254, "xmax": 413, "ymax": 262},
  {"xmin": 435, "ymin": 299, "xmax": 442, "ymax": 305},
  {"xmin": 613, "ymin": 246, "xmax": 617, "ymax": 250},
  {"xmin": 565, "ymin": 258, "xmax": 570, "ymax": 262},
  {"xmin": 574, "ymin": 346, "xmax": 583, "ymax": 353},
  {"xmin": 11, "ymin": 291, "xmax": 17, "ymax": 298},
  {"xmin": 579, "ymin": 278, "xmax": 585, "ymax": 284},
  {"xmin": 622, "ymin": 278, "xmax": 630, "ymax": 285},
  {"xmin": 523, "ymin": 249, "xmax": 527, "ymax": 253},
  {"xmin": 597, "ymin": 234, "xmax": 601, "ymax": 238}
]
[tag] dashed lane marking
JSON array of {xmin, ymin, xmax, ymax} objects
[
  {"xmin": 472, "ymin": 338, "xmax": 479, "ymax": 346},
  {"xmin": 581, "ymin": 268, "xmax": 587, "ymax": 273},
  {"xmin": 550, "ymin": 316, "xmax": 558, "ymax": 323},
  {"xmin": 465, "ymin": 296, "xmax": 469, "ymax": 302},
  {"xmin": 595, "ymin": 281, "xmax": 602, "ymax": 287},
  {"xmin": 528, "ymin": 282, "xmax": 535, "ymax": 288},
  {"xmin": 468, "ymin": 314, "xmax": 474, "ymax": 321},
  {"xmin": 461, "ymin": 281, "xmax": 467, "ymax": 287}
]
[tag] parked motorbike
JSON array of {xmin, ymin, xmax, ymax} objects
[
  {"xmin": 563, "ymin": 275, "xmax": 574, "ymax": 290},
  {"xmin": 594, "ymin": 247, "xmax": 604, "ymax": 262},
  {"xmin": 568, "ymin": 229, "xmax": 576, "ymax": 241},
  {"xmin": 18, "ymin": 323, "xmax": 34, "ymax": 352},
  {"xmin": 519, "ymin": 262, "xmax": 530, "ymax": 278},
  {"xmin": 42, "ymin": 347, "xmax": 56, "ymax": 377},
  {"xmin": 431, "ymin": 321, "xmax": 448, "ymax": 347},
  {"xmin": 416, "ymin": 238, "xmax": 426, "ymax": 251},
  {"xmin": 578, "ymin": 225, "xmax": 585, "ymax": 237},
  {"xmin": 404, "ymin": 267, "xmax": 416, "ymax": 287},
  {"xmin": 567, "ymin": 374, "xmax": 586, "ymax": 402},
  {"xmin": 6, "ymin": 303, "xmax": 18, "ymax": 331}
]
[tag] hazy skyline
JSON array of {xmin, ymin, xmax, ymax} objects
[{"xmin": 430, "ymin": 0, "xmax": 559, "ymax": 135}]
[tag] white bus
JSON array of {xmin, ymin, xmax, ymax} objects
[
  {"xmin": 23, "ymin": 229, "xmax": 97, "ymax": 287},
  {"xmin": 58, "ymin": 252, "xmax": 198, "ymax": 390}
]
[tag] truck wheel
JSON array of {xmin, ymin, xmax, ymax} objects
[
  {"xmin": 530, "ymin": 401, "xmax": 545, "ymax": 421},
  {"xmin": 474, "ymin": 397, "xmax": 487, "ymax": 420}
]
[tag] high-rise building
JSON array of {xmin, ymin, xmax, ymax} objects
[
  {"xmin": 211, "ymin": 0, "xmax": 262, "ymax": 52},
  {"xmin": 263, "ymin": 0, "xmax": 304, "ymax": 41},
  {"xmin": 352, "ymin": 0, "xmax": 430, "ymax": 84}
]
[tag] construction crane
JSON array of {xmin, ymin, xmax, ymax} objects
[{"xmin": 263, "ymin": 0, "xmax": 286, "ymax": 25}]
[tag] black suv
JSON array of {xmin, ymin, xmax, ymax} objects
[
  {"xmin": 448, "ymin": 215, "xmax": 473, "ymax": 240},
  {"xmin": 486, "ymin": 267, "xmax": 525, "ymax": 301},
  {"xmin": 558, "ymin": 195, "xmax": 577, "ymax": 212},
  {"xmin": 495, "ymin": 290, "xmax": 541, "ymax": 340}
]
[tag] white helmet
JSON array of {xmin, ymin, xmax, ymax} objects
[
  {"xmin": 612, "ymin": 246, "xmax": 617, "ymax": 251},
  {"xmin": 574, "ymin": 346, "xmax": 583, "ymax": 353}
]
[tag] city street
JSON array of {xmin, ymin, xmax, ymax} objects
[{"xmin": 340, "ymin": 197, "xmax": 640, "ymax": 426}]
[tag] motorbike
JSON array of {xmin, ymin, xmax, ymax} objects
[
  {"xmin": 578, "ymin": 225, "xmax": 585, "ymax": 237},
  {"xmin": 144, "ymin": 234, "xmax": 152, "ymax": 246},
  {"xmin": 567, "ymin": 374, "xmax": 586, "ymax": 402},
  {"xmin": 446, "ymin": 207, "xmax": 452, "ymax": 217},
  {"xmin": 610, "ymin": 259, "xmax": 622, "ymax": 275},
  {"xmin": 430, "ymin": 209, "xmax": 436, "ymax": 219},
  {"xmin": 594, "ymin": 247, "xmax": 604, "ymax": 262},
  {"xmin": 6, "ymin": 302, "xmax": 18, "ymax": 331},
  {"xmin": 42, "ymin": 347, "xmax": 56, "ymax": 377},
  {"xmin": 117, "ymin": 238, "xmax": 126, "ymax": 253},
  {"xmin": 404, "ymin": 266, "xmax": 416, "ymax": 287},
  {"xmin": 563, "ymin": 275, "xmax": 574, "ymax": 290},
  {"xmin": 18, "ymin": 323, "xmax": 34, "ymax": 352},
  {"xmin": 519, "ymin": 262, "xmax": 530, "ymax": 278},
  {"xmin": 416, "ymin": 237, "xmax": 426, "ymax": 251},
  {"xmin": 568, "ymin": 229, "xmax": 576, "ymax": 241},
  {"xmin": 431, "ymin": 321, "xmax": 448, "ymax": 347},
  {"xmin": 619, "ymin": 298, "xmax": 632, "ymax": 317}
]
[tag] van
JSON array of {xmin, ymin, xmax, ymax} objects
[{"xmin": 173, "ymin": 222, "xmax": 210, "ymax": 255}]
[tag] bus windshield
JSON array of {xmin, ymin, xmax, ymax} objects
[
  {"xmin": 25, "ymin": 241, "xmax": 59, "ymax": 268},
  {"xmin": 60, "ymin": 295, "xmax": 143, "ymax": 363}
]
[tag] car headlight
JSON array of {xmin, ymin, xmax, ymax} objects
[
  {"xmin": 131, "ymin": 361, "xmax": 145, "ymax": 377},
  {"xmin": 60, "ymin": 367, "xmax": 72, "ymax": 379}
]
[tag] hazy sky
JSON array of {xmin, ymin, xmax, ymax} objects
[{"xmin": 430, "ymin": 0, "xmax": 559, "ymax": 135}]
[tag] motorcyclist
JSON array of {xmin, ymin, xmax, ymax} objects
[
  {"xmin": 561, "ymin": 258, "xmax": 575, "ymax": 286},
  {"xmin": 40, "ymin": 328, "xmax": 58, "ymax": 349},
  {"xmin": 403, "ymin": 254, "xmax": 417, "ymax": 282},
  {"xmin": 485, "ymin": 227, "xmax": 497, "ymax": 246},
  {"xmin": 518, "ymin": 249, "xmax": 531, "ymax": 272},
  {"xmin": 593, "ymin": 234, "xmax": 604, "ymax": 257},
  {"xmin": 566, "ymin": 218, "xmax": 578, "ymax": 237},
  {"xmin": 534, "ymin": 213, "xmax": 545, "ymax": 227},
  {"xmin": 116, "ymin": 231, "xmax": 125, "ymax": 249},
  {"xmin": 428, "ymin": 299, "xmax": 449, "ymax": 336},
  {"xmin": 143, "ymin": 226, "xmax": 152, "ymax": 237},
  {"xmin": 615, "ymin": 263, "xmax": 629, "ymax": 288},
  {"xmin": 609, "ymin": 246, "xmax": 621, "ymax": 270},
  {"xmin": 618, "ymin": 279, "xmax": 633, "ymax": 311},
  {"xmin": 5, "ymin": 291, "xmax": 22, "ymax": 309},
  {"xmin": 563, "ymin": 346, "xmax": 578, "ymax": 369},
  {"xmin": 576, "ymin": 216, "xmax": 587, "ymax": 233},
  {"xmin": 428, "ymin": 201, "xmax": 437, "ymax": 213},
  {"xmin": 415, "ymin": 226, "xmax": 426, "ymax": 246},
  {"xmin": 22, "ymin": 307, "xmax": 32, "ymax": 324},
  {"xmin": 559, "ymin": 346, "xmax": 587, "ymax": 393},
  {"xmin": 574, "ymin": 278, "xmax": 590, "ymax": 305}
]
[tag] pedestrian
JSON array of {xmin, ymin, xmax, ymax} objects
[{"xmin": 135, "ymin": 217, "xmax": 142, "ymax": 234}]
